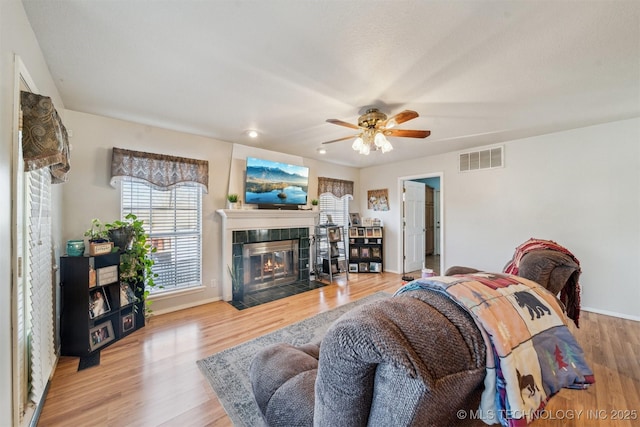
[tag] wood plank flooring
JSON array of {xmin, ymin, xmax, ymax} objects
[{"xmin": 38, "ymin": 271, "xmax": 639, "ymax": 426}]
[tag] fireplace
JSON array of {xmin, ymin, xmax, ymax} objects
[
  {"xmin": 243, "ymin": 239, "xmax": 299, "ymax": 293},
  {"xmin": 217, "ymin": 209, "xmax": 318, "ymax": 301}
]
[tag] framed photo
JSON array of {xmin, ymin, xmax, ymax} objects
[
  {"xmin": 349, "ymin": 227, "xmax": 358, "ymax": 238},
  {"xmin": 89, "ymin": 320, "xmax": 115, "ymax": 352},
  {"xmin": 359, "ymin": 262, "xmax": 369, "ymax": 272},
  {"xmin": 120, "ymin": 282, "xmax": 137, "ymax": 306},
  {"xmin": 360, "ymin": 247, "xmax": 370, "ymax": 258},
  {"xmin": 326, "ymin": 214, "xmax": 334, "ymax": 224},
  {"xmin": 330, "ymin": 242, "xmax": 339, "ymax": 258},
  {"xmin": 371, "ymin": 247, "xmax": 381, "ymax": 258},
  {"xmin": 365, "ymin": 228, "xmax": 374, "ymax": 238},
  {"xmin": 349, "ymin": 213, "xmax": 361, "ymax": 225},
  {"xmin": 373, "ymin": 227, "xmax": 382, "ymax": 238},
  {"xmin": 89, "ymin": 287, "xmax": 111, "ymax": 319},
  {"xmin": 349, "ymin": 263, "xmax": 359, "ymax": 273},
  {"xmin": 350, "ymin": 247, "xmax": 360, "ymax": 258},
  {"xmin": 370, "ymin": 262, "xmax": 382, "ymax": 272},
  {"xmin": 328, "ymin": 226, "xmax": 342, "ymax": 242},
  {"xmin": 356, "ymin": 228, "xmax": 365, "ymax": 237},
  {"xmin": 121, "ymin": 312, "xmax": 135, "ymax": 334}
]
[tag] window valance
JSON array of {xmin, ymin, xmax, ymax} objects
[
  {"xmin": 318, "ymin": 177, "xmax": 354, "ymax": 199},
  {"xmin": 20, "ymin": 91, "xmax": 70, "ymax": 184},
  {"xmin": 110, "ymin": 147, "xmax": 209, "ymax": 193}
]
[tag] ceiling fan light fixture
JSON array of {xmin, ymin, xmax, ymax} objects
[
  {"xmin": 381, "ymin": 140, "xmax": 393, "ymax": 153},
  {"xmin": 352, "ymin": 135, "xmax": 364, "ymax": 151},
  {"xmin": 360, "ymin": 143, "xmax": 370, "ymax": 155},
  {"xmin": 374, "ymin": 131, "xmax": 387, "ymax": 147}
]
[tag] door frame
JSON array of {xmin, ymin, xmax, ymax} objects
[{"xmin": 398, "ymin": 172, "xmax": 444, "ymax": 275}]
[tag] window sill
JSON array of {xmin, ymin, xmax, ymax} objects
[{"xmin": 148, "ymin": 285, "xmax": 206, "ymax": 302}]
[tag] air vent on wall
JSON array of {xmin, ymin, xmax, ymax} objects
[{"xmin": 459, "ymin": 146, "xmax": 503, "ymax": 172}]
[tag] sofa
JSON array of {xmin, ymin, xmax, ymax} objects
[
  {"xmin": 250, "ymin": 289, "xmax": 486, "ymax": 426},
  {"xmin": 249, "ymin": 239, "xmax": 587, "ymax": 426}
]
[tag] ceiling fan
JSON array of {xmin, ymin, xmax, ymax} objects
[{"xmin": 323, "ymin": 108, "xmax": 430, "ymax": 155}]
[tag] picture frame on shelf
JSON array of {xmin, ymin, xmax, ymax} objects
[
  {"xmin": 89, "ymin": 287, "xmax": 111, "ymax": 319},
  {"xmin": 349, "ymin": 263, "xmax": 359, "ymax": 273},
  {"xmin": 120, "ymin": 282, "xmax": 136, "ymax": 306},
  {"xmin": 325, "ymin": 214, "xmax": 334, "ymax": 224},
  {"xmin": 349, "ymin": 227, "xmax": 358, "ymax": 238},
  {"xmin": 357, "ymin": 228, "xmax": 365, "ymax": 237},
  {"xmin": 369, "ymin": 262, "xmax": 382, "ymax": 273},
  {"xmin": 349, "ymin": 212, "xmax": 361, "ymax": 225},
  {"xmin": 328, "ymin": 226, "xmax": 342, "ymax": 242},
  {"xmin": 360, "ymin": 247, "xmax": 370, "ymax": 258},
  {"xmin": 371, "ymin": 247, "xmax": 381, "ymax": 258},
  {"xmin": 121, "ymin": 312, "xmax": 135, "ymax": 334},
  {"xmin": 350, "ymin": 247, "xmax": 359, "ymax": 258},
  {"xmin": 330, "ymin": 242, "xmax": 339, "ymax": 258},
  {"xmin": 373, "ymin": 227, "xmax": 382, "ymax": 238},
  {"xmin": 89, "ymin": 320, "xmax": 115, "ymax": 352},
  {"xmin": 359, "ymin": 262, "xmax": 369, "ymax": 272},
  {"xmin": 365, "ymin": 228, "xmax": 374, "ymax": 238}
]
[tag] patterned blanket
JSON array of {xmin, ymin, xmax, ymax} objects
[
  {"xmin": 396, "ymin": 273, "xmax": 594, "ymax": 426},
  {"xmin": 504, "ymin": 238, "xmax": 582, "ymax": 326}
]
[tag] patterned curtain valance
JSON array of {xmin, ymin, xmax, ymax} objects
[
  {"xmin": 318, "ymin": 176, "xmax": 354, "ymax": 199},
  {"xmin": 20, "ymin": 91, "xmax": 70, "ymax": 184},
  {"xmin": 110, "ymin": 147, "xmax": 209, "ymax": 193}
]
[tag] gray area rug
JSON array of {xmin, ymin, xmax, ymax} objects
[{"xmin": 197, "ymin": 292, "xmax": 390, "ymax": 427}]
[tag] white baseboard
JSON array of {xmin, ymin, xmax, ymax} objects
[
  {"xmin": 581, "ymin": 306, "xmax": 640, "ymax": 322},
  {"xmin": 150, "ymin": 296, "xmax": 222, "ymax": 316}
]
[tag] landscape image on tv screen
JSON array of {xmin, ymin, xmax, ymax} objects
[{"xmin": 245, "ymin": 157, "xmax": 309, "ymax": 205}]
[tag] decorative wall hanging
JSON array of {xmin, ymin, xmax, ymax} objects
[{"xmin": 367, "ymin": 189, "xmax": 389, "ymax": 211}]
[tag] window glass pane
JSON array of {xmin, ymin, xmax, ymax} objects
[{"xmin": 121, "ymin": 180, "xmax": 202, "ymax": 292}]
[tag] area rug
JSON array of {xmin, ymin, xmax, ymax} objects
[{"xmin": 197, "ymin": 291, "xmax": 390, "ymax": 427}]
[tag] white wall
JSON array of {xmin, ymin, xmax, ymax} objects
[
  {"xmin": 0, "ymin": 1, "xmax": 66, "ymax": 425},
  {"xmin": 61, "ymin": 111, "xmax": 359, "ymax": 314},
  {"xmin": 359, "ymin": 118, "xmax": 640, "ymax": 319}
]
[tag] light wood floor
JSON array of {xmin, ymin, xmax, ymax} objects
[{"xmin": 39, "ymin": 271, "xmax": 640, "ymax": 427}]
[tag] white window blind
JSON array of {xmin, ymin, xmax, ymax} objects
[
  {"xmin": 26, "ymin": 167, "xmax": 56, "ymax": 406},
  {"xmin": 121, "ymin": 181, "xmax": 202, "ymax": 293},
  {"xmin": 319, "ymin": 193, "xmax": 350, "ymax": 237}
]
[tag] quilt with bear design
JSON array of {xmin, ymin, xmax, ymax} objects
[{"xmin": 396, "ymin": 273, "xmax": 594, "ymax": 426}]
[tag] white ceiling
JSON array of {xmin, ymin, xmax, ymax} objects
[{"xmin": 22, "ymin": 0, "xmax": 640, "ymax": 168}]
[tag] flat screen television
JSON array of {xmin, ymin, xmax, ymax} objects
[{"xmin": 244, "ymin": 157, "xmax": 309, "ymax": 207}]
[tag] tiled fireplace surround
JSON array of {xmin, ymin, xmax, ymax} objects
[{"xmin": 216, "ymin": 209, "xmax": 318, "ymax": 302}]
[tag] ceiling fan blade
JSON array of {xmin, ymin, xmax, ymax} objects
[
  {"xmin": 385, "ymin": 129, "xmax": 431, "ymax": 138},
  {"xmin": 321, "ymin": 134, "xmax": 359, "ymax": 144},
  {"xmin": 384, "ymin": 110, "xmax": 419, "ymax": 127},
  {"xmin": 326, "ymin": 119, "xmax": 360, "ymax": 130}
]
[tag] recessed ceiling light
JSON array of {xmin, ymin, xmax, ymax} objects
[
  {"xmin": 246, "ymin": 130, "xmax": 259, "ymax": 138},
  {"xmin": 317, "ymin": 147, "xmax": 327, "ymax": 154}
]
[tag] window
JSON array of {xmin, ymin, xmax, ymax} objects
[
  {"xmin": 319, "ymin": 193, "xmax": 351, "ymax": 231},
  {"xmin": 121, "ymin": 181, "xmax": 202, "ymax": 293}
]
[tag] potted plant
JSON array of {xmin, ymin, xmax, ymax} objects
[
  {"xmin": 311, "ymin": 199, "xmax": 319, "ymax": 211},
  {"xmin": 84, "ymin": 218, "xmax": 114, "ymax": 255},
  {"xmin": 227, "ymin": 263, "xmax": 243, "ymax": 301},
  {"xmin": 104, "ymin": 219, "xmax": 135, "ymax": 252},
  {"xmin": 227, "ymin": 194, "xmax": 239, "ymax": 209},
  {"xmin": 116, "ymin": 213, "xmax": 158, "ymax": 315},
  {"xmin": 84, "ymin": 218, "xmax": 110, "ymax": 242}
]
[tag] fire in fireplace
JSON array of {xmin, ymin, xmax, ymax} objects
[{"xmin": 243, "ymin": 239, "xmax": 299, "ymax": 293}]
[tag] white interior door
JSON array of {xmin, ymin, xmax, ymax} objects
[
  {"xmin": 403, "ymin": 180, "xmax": 425, "ymax": 273},
  {"xmin": 434, "ymin": 189, "xmax": 441, "ymax": 255}
]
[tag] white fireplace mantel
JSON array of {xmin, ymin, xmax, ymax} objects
[{"xmin": 216, "ymin": 209, "xmax": 318, "ymax": 300}]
